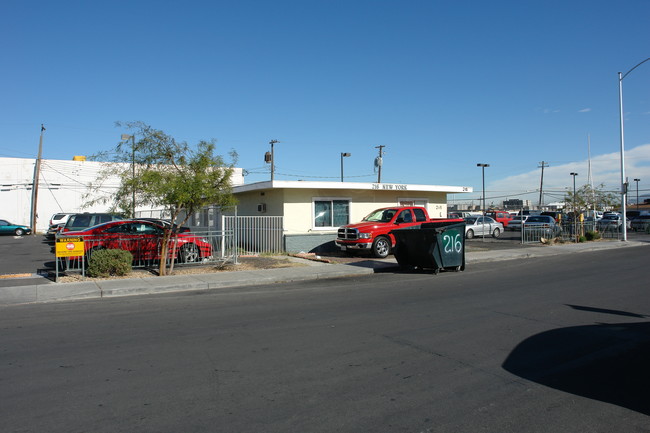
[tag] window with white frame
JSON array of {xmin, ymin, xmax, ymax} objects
[{"xmin": 313, "ymin": 198, "xmax": 350, "ymax": 228}]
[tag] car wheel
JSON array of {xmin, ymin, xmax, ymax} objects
[
  {"xmin": 492, "ymin": 227, "xmax": 501, "ymax": 238},
  {"xmin": 371, "ymin": 236, "xmax": 391, "ymax": 259},
  {"xmin": 14, "ymin": 228, "xmax": 24, "ymax": 236},
  {"xmin": 179, "ymin": 243, "xmax": 200, "ymax": 263},
  {"xmin": 466, "ymin": 229, "xmax": 474, "ymax": 239}
]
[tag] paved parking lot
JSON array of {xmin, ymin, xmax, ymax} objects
[{"xmin": 0, "ymin": 234, "xmax": 54, "ymax": 276}]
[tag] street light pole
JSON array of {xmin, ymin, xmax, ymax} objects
[
  {"xmin": 571, "ymin": 172, "xmax": 578, "ymax": 241},
  {"xmin": 634, "ymin": 178, "xmax": 641, "ymax": 211},
  {"xmin": 121, "ymin": 134, "xmax": 136, "ymax": 218},
  {"xmin": 618, "ymin": 57, "xmax": 650, "ymax": 241},
  {"xmin": 340, "ymin": 152, "xmax": 351, "ymax": 182},
  {"xmin": 477, "ymin": 163, "xmax": 489, "ymax": 214}
]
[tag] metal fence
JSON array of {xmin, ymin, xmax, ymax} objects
[
  {"xmin": 223, "ymin": 215, "xmax": 284, "ymax": 254},
  {"xmin": 56, "ymin": 230, "xmax": 237, "ymax": 279},
  {"xmin": 520, "ymin": 222, "xmax": 623, "ymax": 244}
]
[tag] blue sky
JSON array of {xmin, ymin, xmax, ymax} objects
[{"xmin": 2, "ymin": 0, "xmax": 649, "ymax": 205}]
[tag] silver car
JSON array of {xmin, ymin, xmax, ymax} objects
[
  {"xmin": 507, "ymin": 215, "xmax": 528, "ymax": 231},
  {"xmin": 464, "ymin": 216, "xmax": 504, "ymax": 239}
]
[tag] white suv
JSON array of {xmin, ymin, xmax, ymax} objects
[{"xmin": 49, "ymin": 213, "xmax": 72, "ymax": 226}]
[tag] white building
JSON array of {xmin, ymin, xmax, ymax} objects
[
  {"xmin": 231, "ymin": 180, "xmax": 472, "ymax": 252},
  {"xmin": 0, "ymin": 157, "xmax": 244, "ymax": 232}
]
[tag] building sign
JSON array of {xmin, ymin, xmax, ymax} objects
[
  {"xmin": 56, "ymin": 237, "xmax": 85, "ymax": 257},
  {"xmin": 372, "ymin": 183, "xmax": 408, "ymax": 191}
]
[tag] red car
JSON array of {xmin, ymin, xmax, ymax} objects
[
  {"xmin": 62, "ymin": 220, "xmax": 212, "ymax": 263},
  {"xmin": 485, "ymin": 211, "xmax": 513, "ymax": 227}
]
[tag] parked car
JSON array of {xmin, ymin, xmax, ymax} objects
[
  {"xmin": 518, "ymin": 210, "xmax": 542, "ymax": 216},
  {"xmin": 626, "ymin": 210, "xmax": 642, "ymax": 220},
  {"xmin": 0, "ymin": 219, "xmax": 31, "ymax": 236},
  {"xmin": 630, "ymin": 214, "xmax": 650, "ymax": 232},
  {"xmin": 597, "ymin": 214, "xmax": 622, "ymax": 232},
  {"xmin": 507, "ymin": 215, "xmax": 528, "ymax": 231},
  {"xmin": 540, "ymin": 211, "xmax": 567, "ymax": 223},
  {"xmin": 49, "ymin": 213, "xmax": 73, "ymax": 227},
  {"xmin": 464, "ymin": 216, "xmax": 504, "ymax": 239},
  {"xmin": 522, "ymin": 215, "xmax": 562, "ymax": 238},
  {"xmin": 485, "ymin": 211, "xmax": 513, "ymax": 227},
  {"xmin": 136, "ymin": 218, "xmax": 191, "ymax": 233},
  {"xmin": 62, "ymin": 219, "xmax": 212, "ymax": 263},
  {"xmin": 45, "ymin": 223, "xmax": 64, "ymax": 240},
  {"xmin": 61, "ymin": 213, "xmax": 123, "ymax": 233}
]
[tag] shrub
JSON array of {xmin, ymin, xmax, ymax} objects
[
  {"xmin": 87, "ymin": 249, "xmax": 133, "ymax": 278},
  {"xmin": 578, "ymin": 235, "xmax": 587, "ymax": 243},
  {"xmin": 585, "ymin": 231, "xmax": 601, "ymax": 241}
]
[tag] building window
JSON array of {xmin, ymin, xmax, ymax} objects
[{"xmin": 314, "ymin": 199, "xmax": 349, "ymax": 228}]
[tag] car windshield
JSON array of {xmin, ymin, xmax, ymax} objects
[
  {"xmin": 464, "ymin": 217, "xmax": 478, "ymax": 224},
  {"xmin": 363, "ymin": 209, "xmax": 397, "ymax": 223}
]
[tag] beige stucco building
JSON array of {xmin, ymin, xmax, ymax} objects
[{"xmin": 232, "ymin": 180, "xmax": 473, "ymax": 252}]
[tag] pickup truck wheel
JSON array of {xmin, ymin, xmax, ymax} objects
[
  {"xmin": 466, "ymin": 229, "xmax": 474, "ymax": 239},
  {"xmin": 492, "ymin": 227, "xmax": 501, "ymax": 238},
  {"xmin": 372, "ymin": 236, "xmax": 391, "ymax": 259}
]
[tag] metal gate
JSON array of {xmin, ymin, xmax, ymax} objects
[{"xmin": 223, "ymin": 216, "xmax": 284, "ymax": 254}]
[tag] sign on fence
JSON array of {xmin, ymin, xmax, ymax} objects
[{"xmin": 55, "ymin": 237, "xmax": 85, "ymax": 257}]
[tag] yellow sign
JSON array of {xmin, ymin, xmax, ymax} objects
[{"xmin": 56, "ymin": 237, "xmax": 85, "ymax": 257}]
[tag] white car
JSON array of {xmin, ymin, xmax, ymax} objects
[
  {"xmin": 507, "ymin": 215, "xmax": 528, "ymax": 231},
  {"xmin": 49, "ymin": 213, "xmax": 72, "ymax": 227},
  {"xmin": 464, "ymin": 216, "xmax": 504, "ymax": 239}
]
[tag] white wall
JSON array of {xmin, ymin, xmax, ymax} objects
[{"xmin": 0, "ymin": 157, "xmax": 244, "ymax": 232}]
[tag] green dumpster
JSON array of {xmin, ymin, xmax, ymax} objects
[{"xmin": 390, "ymin": 221, "xmax": 466, "ymax": 274}]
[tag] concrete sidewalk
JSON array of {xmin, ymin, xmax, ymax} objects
[{"xmin": 1, "ymin": 240, "xmax": 646, "ymax": 306}]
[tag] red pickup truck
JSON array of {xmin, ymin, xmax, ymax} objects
[{"xmin": 335, "ymin": 206, "xmax": 461, "ymax": 258}]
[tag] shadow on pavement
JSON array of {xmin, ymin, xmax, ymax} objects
[{"xmin": 503, "ymin": 315, "xmax": 650, "ymax": 415}]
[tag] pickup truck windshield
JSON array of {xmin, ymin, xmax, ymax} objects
[{"xmin": 363, "ymin": 209, "xmax": 397, "ymax": 223}]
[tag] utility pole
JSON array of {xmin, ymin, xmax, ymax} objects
[
  {"xmin": 30, "ymin": 124, "xmax": 45, "ymax": 234},
  {"xmin": 374, "ymin": 145, "xmax": 385, "ymax": 183},
  {"xmin": 269, "ymin": 140, "xmax": 279, "ymax": 181},
  {"xmin": 538, "ymin": 161, "xmax": 548, "ymax": 209}
]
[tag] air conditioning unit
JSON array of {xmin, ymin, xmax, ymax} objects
[{"xmin": 257, "ymin": 203, "xmax": 267, "ymax": 213}]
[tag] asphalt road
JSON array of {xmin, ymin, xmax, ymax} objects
[{"xmin": 1, "ymin": 247, "xmax": 649, "ymax": 432}]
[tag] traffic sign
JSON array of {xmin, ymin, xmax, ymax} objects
[{"xmin": 55, "ymin": 237, "xmax": 85, "ymax": 257}]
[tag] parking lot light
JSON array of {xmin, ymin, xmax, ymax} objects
[{"xmin": 477, "ymin": 164, "xmax": 490, "ymax": 215}]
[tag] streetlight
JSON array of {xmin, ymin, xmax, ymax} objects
[
  {"xmin": 618, "ymin": 57, "xmax": 650, "ymax": 241},
  {"xmin": 340, "ymin": 152, "xmax": 351, "ymax": 182},
  {"xmin": 634, "ymin": 178, "xmax": 641, "ymax": 211},
  {"xmin": 570, "ymin": 172, "xmax": 578, "ymax": 240},
  {"xmin": 121, "ymin": 133, "xmax": 136, "ymax": 218},
  {"xmin": 477, "ymin": 163, "xmax": 489, "ymax": 214}
]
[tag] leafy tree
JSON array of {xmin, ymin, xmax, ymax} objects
[
  {"xmin": 563, "ymin": 183, "xmax": 619, "ymax": 215},
  {"xmin": 87, "ymin": 121, "xmax": 237, "ymax": 275}
]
